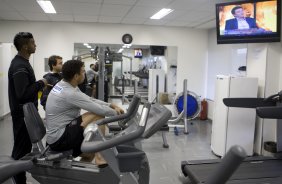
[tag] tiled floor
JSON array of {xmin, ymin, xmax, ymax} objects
[{"xmin": 0, "ymin": 112, "xmax": 216, "ymax": 184}]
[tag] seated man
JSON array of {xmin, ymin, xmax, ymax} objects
[
  {"xmin": 225, "ymin": 6, "xmax": 257, "ymax": 31},
  {"xmin": 45, "ymin": 59, "xmax": 124, "ymax": 166}
]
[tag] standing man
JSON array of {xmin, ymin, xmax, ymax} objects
[
  {"xmin": 86, "ymin": 63, "xmax": 98, "ymax": 84},
  {"xmin": 40, "ymin": 55, "xmax": 63, "ymax": 109},
  {"xmin": 8, "ymin": 32, "xmax": 47, "ymax": 184},
  {"xmin": 86, "ymin": 63, "xmax": 98, "ymax": 97}
]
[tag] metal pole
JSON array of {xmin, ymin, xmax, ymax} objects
[
  {"xmin": 130, "ymin": 58, "xmax": 132, "ymax": 86},
  {"xmin": 98, "ymin": 51, "xmax": 105, "ymax": 101},
  {"xmin": 122, "ymin": 55, "xmax": 133, "ymax": 87},
  {"xmin": 121, "ymin": 60, "xmax": 123, "ymax": 79},
  {"xmin": 183, "ymin": 79, "xmax": 188, "ymax": 134},
  {"xmin": 134, "ymin": 79, "xmax": 138, "ymax": 94},
  {"xmin": 277, "ymin": 102, "xmax": 282, "ymax": 152},
  {"xmin": 122, "ymin": 75, "xmax": 125, "ymax": 104},
  {"xmin": 156, "ymin": 75, "xmax": 159, "ymax": 103}
]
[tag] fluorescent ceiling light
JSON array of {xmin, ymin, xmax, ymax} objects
[
  {"xmin": 150, "ymin": 8, "xmax": 173, "ymax": 19},
  {"xmin": 118, "ymin": 48, "xmax": 124, "ymax": 53},
  {"xmin": 37, "ymin": 0, "xmax": 56, "ymax": 14},
  {"xmin": 83, "ymin": 43, "xmax": 89, "ymax": 46},
  {"xmin": 86, "ymin": 45, "xmax": 91, "ymax": 49}
]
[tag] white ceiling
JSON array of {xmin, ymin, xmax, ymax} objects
[{"xmin": 0, "ymin": 0, "xmax": 239, "ymax": 29}]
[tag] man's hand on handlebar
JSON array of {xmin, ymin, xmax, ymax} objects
[
  {"xmin": 110, "ymin": 104, "xmax": 125, "ymax": 115},
  {"xmin": 115, "ymin": 106, "xmax": 124, "ymax": 115}
]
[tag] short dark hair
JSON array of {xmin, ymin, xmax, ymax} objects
[
  {"xmin": 13, "ymin": 32, "xmax": 34, "ymax": 51},
  {"xmin": 90, "ymin": 64, "xmax": 94, "ymax": 68},
  {"xmin": 62, "ymin": 60, "xmax": 84, "ymax": 81},
  {"xmin": 231, "ymin": 6, "xmax": 243, "ymax": 15},
  {"xmin": 48, "ymin": 55, "xmax": 62, "ymax": 71},
  {"xmin": 94, "ymin": 62, "xmax": 99, "ymax": 72}
]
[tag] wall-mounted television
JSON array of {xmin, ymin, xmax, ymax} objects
[
  {"xmin": 134, "ymin": 49, "xmax": 143, "ymax": 58},
  {"xmin": 216, "ymin": 0, "xmax": 281, "ymax": 44},
  {"xmin": 150, "ymin": 46, "xmax": 166, "ymax": 56}
]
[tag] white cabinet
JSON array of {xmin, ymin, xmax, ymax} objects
[{"xmin": 211, "ymin": 75, "xmax": 258, "ymax": 156}]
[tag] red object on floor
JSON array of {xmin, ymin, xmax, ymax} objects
[{"xmin": 199, "ymin": 99, "xmax": 208, "ymax": 120}]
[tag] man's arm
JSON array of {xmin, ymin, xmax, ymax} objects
[
  {"xmin": 13, "ymin": 68, "xmax": 46, "ymax": 102},
  {"xmin": 68, "ymin": 91, "xmax": 117, "ymax": 117},
  {"xmin": 91, "ymin": 98, "xmax": 124, "ymax": 115}
]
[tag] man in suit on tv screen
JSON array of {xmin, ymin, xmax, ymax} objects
[{"xmin": 225, "ymin": 6, "xmax": 257, "ymax": 31}]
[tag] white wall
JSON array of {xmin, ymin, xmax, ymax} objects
[
  {"xmin": 206, "ymin": 29, "xmax": 248, "ymax": 120},
  {"xmin": 280, "ymin": 51, "xmax": 282, "ymax": 89},
  {"xmin": 0, "ymin": 44, "xmax": 4, "ymax": 118},
  {"xmin": 0, "ymin": 21, "xmax": 208, "ymax": 114},
  {"xmin": 246, "ymin": 43, "xmax": 282, "ymax": 154},
  {"xmin": 0, "ymin": 43, "xmax": 16, "ymax": 118},
  {"xmin": 206, "ymin": 29, "xmax": 248, "ymax": 101},
  {"xmin": 207, "ymin": 28, "xmax": 282, "ymax": 154}
]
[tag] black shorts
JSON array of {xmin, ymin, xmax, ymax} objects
[{"xmin": 49, "ymin": 116, "xmax": 84, "ymax": 157}]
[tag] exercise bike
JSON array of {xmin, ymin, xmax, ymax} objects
[{"xmin": 1, "ymin": 93, "xmax": 173, "ymax": 184}]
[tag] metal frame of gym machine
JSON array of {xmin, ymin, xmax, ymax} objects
[
  {"xmin": 0, "ymin": 93, "xmax": 173, "ymax": 184},
  {"xmin": 168, "ymin": 79, "xmax": 201, "ymax": 134},
  {"xmin": 181, "ymin": 91, "xmax": 282, "ymax": 184},
  {"xmin": 0, "ymin": 144, "xmax": 249, "ymax": 184}
]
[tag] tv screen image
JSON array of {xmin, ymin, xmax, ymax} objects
[
  {"xmin": 134, "ymin": 49, "xmax": 142, "ymax": 58},
  {"xmin": 216, "ymin": 0, "xmax": 281, "ymax": 44},
  {"xmin": 150, "ymin": 46, "xmax": 166, "ymax": 56}
]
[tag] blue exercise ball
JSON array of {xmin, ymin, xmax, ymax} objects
[{"xmin": 176, "ymin": 94, "xmax": 198, "ymax": 118}]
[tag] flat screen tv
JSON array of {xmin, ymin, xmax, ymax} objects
[
  {"xmin": 134, "ymin": 49, "xmax": 143, "ymax": 58},
  {"xmin": 150, "ymin": 46, "xmax": 166, "ymax": 56},
  {"xmin": 216, "ymin": 0, "xmax": 281, "ymax": 44}
]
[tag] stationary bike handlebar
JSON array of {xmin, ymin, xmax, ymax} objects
[
  {"xmin": 263, "ymin": 90, "xmax": 282, "ymax": 103},
  {"xmin": 81, "ymin": 103, "xmax": 151, "ymax": 153},
  {"xmin": 205, "ymin": 145, "xmax": 246, "ymax": 184},
  {"xmin": 96, "ymin": 94, "xmax": 141, "ymax": 126},
  {"xmin": 182, "ymin": 145, "xmax": 246, "ymax": 184},
  {"xmin": 0, "ymin": 159, "xmax": 34, "ymax": 183},
  {"xmin": 223, "ymin": 90, "xmax": 282, "ymax": 108}
]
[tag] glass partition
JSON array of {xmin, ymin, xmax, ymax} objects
[{"xmin": 74, "ymin": 43, "xmax": 177, "ymax": 100}]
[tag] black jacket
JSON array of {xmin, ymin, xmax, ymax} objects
[
  {"xmin": 8, "ymin": 55, "xmax": 44, "ymax": 117},
  {"xmin": 40, "ymin": 72, "xmax": 62, "ymax": 109},
  {"xmin": 78, "ymin": 73, "xmax": 88, "ymax": 93}
]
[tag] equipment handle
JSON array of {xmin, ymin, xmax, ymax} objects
[
  {"xmin": 0, "ymin": 159, "xmax": 33, "ymax": 183},
  {"xmin": 223, "ymin": 98, "xmax": 275, "ymax": 108},
  {"xmin": 204, "ymin": 145, "xmax": 246, "ymax": 184},
  {"xmin": 81, "ymin": 103, "xmax": 150, "ymax": 153},
  {"xmin": 45, "ymin": 150, "xmax": 73, "ymax": 161},
  {"xmin": 264, "ymin": 93, "xmax": 279, "ymax": 102},
  {"xmin": 257, "ymin": 106, "xmax": 282, "ymax": 119},
  {"xmin": 96, "ymin": 94, "xmax": 141, "ymax": 126}
]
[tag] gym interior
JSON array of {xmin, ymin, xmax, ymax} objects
[{"xmin": 0, "ymin": 0, "xmax": 282, "ymax": 183}]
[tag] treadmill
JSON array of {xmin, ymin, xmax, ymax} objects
[{"xmin": 181, "ymin": 91, "xmax": 282, "ymax": 184}]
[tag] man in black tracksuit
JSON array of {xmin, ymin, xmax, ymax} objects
[
  {"xmin": 40, "ymin": 55, "xmax": 63, "ymax": 110},
  {"xmin": 8, "ymin": 32, "xmax": 47, "ymax": 184}
]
